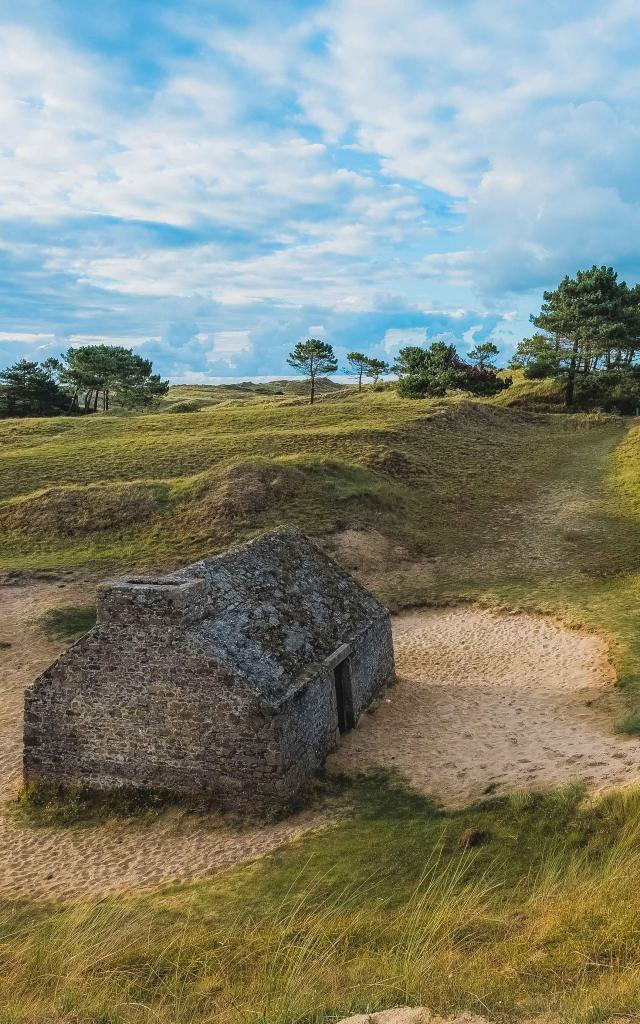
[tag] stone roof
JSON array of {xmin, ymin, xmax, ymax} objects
[{"xmin": 97, "ymin": 526, "xmax": 387, "ymax": 708}]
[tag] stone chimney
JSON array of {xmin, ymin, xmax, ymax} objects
[{"xmin": 96, "ymin": 574, "xmax": 206, "ymax": 627}]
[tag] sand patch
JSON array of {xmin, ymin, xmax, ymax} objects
[
  {"xmin": 336, "ymin": 1011, "xmax": 484, "ymax": 1024},
  {"xmin": 329, "ymin": 605, "xmax": 640, "ymax": 804},
  {"xmin": 327, "ymin": 528, "xmax": 421, "ymax": 589}
]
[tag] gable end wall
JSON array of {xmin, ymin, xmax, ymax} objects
[{"xmin": 24, "ymin": 625, "xmax": 291, "ymax": 811}]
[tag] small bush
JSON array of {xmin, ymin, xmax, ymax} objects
[
  {"xmin": 615, "ymin": 711, "xmax": 640, "ymax": 736},
  {"xmin": 168, "ymin": 400, "xmax": 205, "ymax": 413}
]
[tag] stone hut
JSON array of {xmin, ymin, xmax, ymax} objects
[{"xmin": 24, "ymin": 526, "xmax": 394, "ymax": 811}]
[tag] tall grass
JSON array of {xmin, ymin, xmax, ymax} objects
[{"xmin": 5, "ymin": 779, "xmax": 640, "ymax": 1022}]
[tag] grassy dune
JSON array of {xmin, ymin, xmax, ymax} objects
[
  {"xmin": 0, "ymin": 389, "xmax": 608, "ymax": 574},
  {"xmin": 160, "ymin": 377, "xmax": 343, "ymax": 410}
]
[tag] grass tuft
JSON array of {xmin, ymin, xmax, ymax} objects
[
  {"xmin": 15, "ymin": 781, "xmax": 184, "ymax": 826},
  {"xmin": 38, "ymin": 604, "xmax": 96, "ymax": 641},
  {"xmin": 614, "ymin": 711, "xmax": 640, "ymax": 735}
]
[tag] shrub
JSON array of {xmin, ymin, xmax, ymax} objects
[
  {"xmin": 168, "ymin": 400, "xmax": 205, "ymax": 413},
  {"xmin": 573, "ymin": 368, "xmax": 640, "ymax": 415}
]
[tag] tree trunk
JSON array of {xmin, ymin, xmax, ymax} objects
[
  {"xmin": 105, "ymin": 388, "xmax": 109, "ymax": 412},
  {"xmin": 93, "ymin": 389, "xmax": 99, "ymax": 412},
  {"xmin": 358, "ymin": 370, "xmax": 362, "ymax": 392},
  {"xmin": 565, "ymin": 338, "xmax": 579, "ymax": 408},
  {"xmin": 310, "ymin": 374, "xmax": 315, "ymax": 404}
]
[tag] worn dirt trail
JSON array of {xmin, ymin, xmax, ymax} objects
[{"xmin": 330, "ymin": 605, "xmax": 640, "ymax": 804}]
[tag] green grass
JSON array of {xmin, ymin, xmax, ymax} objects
[
  {"xmin": 159, "ymin": 377, "xmax": 343, "ymax": 410},
  {"xmin": 7, "ymin": 773, "xmax": 640, "ymax": 1022},
  {"xmin": 15, "ymin": 781, "xmax": 219, "ymax": 827},
  {"xmin": 38, "ymin": 604, "xmax": 97, "ymax": 642},
  {"xmin": 492, "ymin": 367, "xmax": 565, "ymax": 409},
  {"xmin": 0, "ymin": 390, "xmax": 608, "ymax": 574}
]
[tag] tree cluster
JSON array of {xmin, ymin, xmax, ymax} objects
[
  {"xmin": 345, "ymin": 352, "xmax": 390, "ymax": 391},
  {"xmin": 511, "ymin": 265, "xmax": 640, "ymax": 409},
  {"xmin": 0, "ymin": 344, "xmax": 169, "ymax": 418},
  {"xmin": 394, "ymin": 340, "xmax": 510, "ymax": 399},
  {"xmin": 287, "ymin": 339, "xmax": 392, "ymax": 403}
]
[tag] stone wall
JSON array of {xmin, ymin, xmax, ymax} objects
[
  {"xmin": 24, "ymin": 624, "xmax": 291, "ymax": 811},
  {"xmin": 277, "ymin": 609, "xmax": 395, "ymax": 795},
  {"xmin": 348, "ymin": 611, "xmax": 395, "ymax": 718}
]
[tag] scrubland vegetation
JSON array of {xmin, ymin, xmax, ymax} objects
[{"xmin": 4, "ymin": 363, "xmax": 640, "ymax": 1021}]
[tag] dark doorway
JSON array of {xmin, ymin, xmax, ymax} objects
[{"xmin": 333, "ymin": 659, "xmax": 355, "ymax": 734}]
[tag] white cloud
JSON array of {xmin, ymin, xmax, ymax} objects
[
  {"xmin": 2, "ymin": 1, "xmax": 640, "ymax": 376},
  {"xmin": 462, "ymin": 324, "xmax": 482, "ymax": 348},
  {"xmin": 381, "ymin": 327, "xmax": 427, "ymax": 356},
  {"xmin": 206, "ymin": 331, "xmax": 253, "ymax": 369},
  {"xmin": 0, "ymin": 331, "xmax": 55, "ymax": 343}
]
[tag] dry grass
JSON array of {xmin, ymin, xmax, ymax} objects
[
  {"xmin": 0, "ymin": 481, "xmax": 169, "ymax": 539},
  {"xmin": 159, "ymin": 377, "xmax": 343, "ymax": 410},
  {"xmin": 5, "ymin": 777, "xmax": 640, "ymax": 1022}
]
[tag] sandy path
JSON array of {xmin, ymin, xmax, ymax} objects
[
  {"xmin": 0, "ymin": 581, "xmax": 326, "ymax": 900},
  {"xmin": 330, "ymin": 606, "xmax": 640, "ymax": 805}
]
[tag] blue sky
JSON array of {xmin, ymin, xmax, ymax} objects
[{"xmin": 1, "ymin": 0, "xmax": 640, "ymax": 381}]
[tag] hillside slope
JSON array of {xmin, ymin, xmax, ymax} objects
[
  {"xmin": 0, "ymin": 392, "xmax": 609, "ymax": 578},
  {"xmin": 159, "ymin": 377, "xmax": 343, "ymax": 410},
  {"xmin": 5, "ymin": 394, "xmax": 640, "ymax": 1021}
]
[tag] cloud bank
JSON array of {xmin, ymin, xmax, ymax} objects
[{"xmin": 1, "ymin": 0, "xmax": 639, "ymax": 378}]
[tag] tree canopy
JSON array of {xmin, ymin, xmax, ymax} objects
[
  {"xmin": 468, "ymin": 341, "xmax": 499, "ymax": 370},
  {"xmin": 61, "ymin": 345, "xmax": 169, "ymax": 412},
  {"xmin": 394, "ymin": 340, "xmax": 511, "ymax": 399},
  {"xmin": 345, "ymin": 352, "xmax": 390, "ymax": 391},
  {"xmin": 287, "ymin": 339, "xmax": 338, "ymax": 404},
  {"xmin": 522, "ymin": 265, "xmax": 640, "ymax": 407},
  {"xmin": 0, "ymin": 359, "xmax": 69, "ymax": 417},
  {"xmin": 0, "ymin": 344, "xmax": 169, "ymax": 418}
]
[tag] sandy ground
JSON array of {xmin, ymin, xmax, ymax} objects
[
  {"xmin": 2, "ymin": 582, "xmax": 640, "ymax": 900},
  {"xmin": 330, "ymin": 605, "xmax": 640, "ymax": 805}
]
